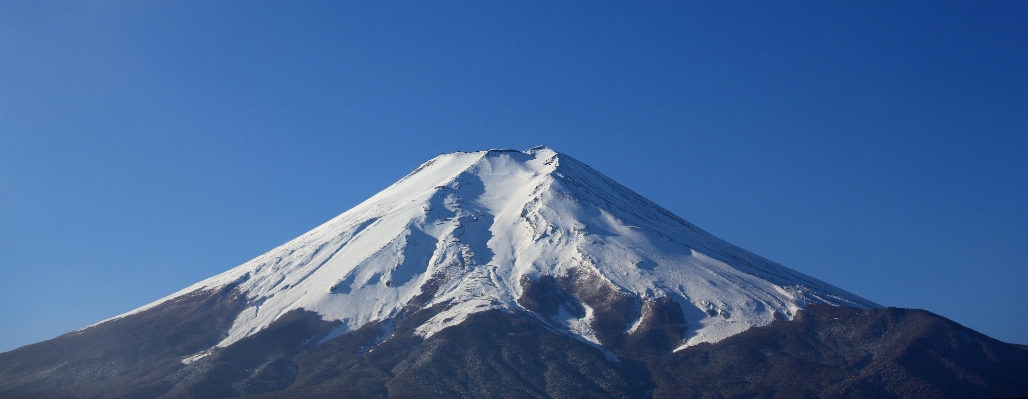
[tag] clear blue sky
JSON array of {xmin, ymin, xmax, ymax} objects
[{"xmin": 1, "ymin": 1, "xmax": 1025, "ymax": 352}]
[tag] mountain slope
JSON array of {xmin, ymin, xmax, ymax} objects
[
  {"xmin": 649, "ymin": 305, "xmax": 1028, "ymax": 399},
  {"xmin": 5, "ymin": 299, "xmax": 1027, "ymax": 399},
  {"xmin": 5, "ymin": 147, "xmax": 1024, "ymax": 399},
  {"xmin": 93, "ymin": 147, "xmax": 877, "ymax": 355}
]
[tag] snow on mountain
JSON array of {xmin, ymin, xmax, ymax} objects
[{"xmin": 105, "ymin": 146, "xmax": 878, "ymax": 357}]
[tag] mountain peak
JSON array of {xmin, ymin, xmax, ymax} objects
[{"xmin": 106, "ymin": 147, "xmax": 877, "ymax": 355}]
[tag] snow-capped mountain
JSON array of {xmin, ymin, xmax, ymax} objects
[
  {"xmin": 114, "ymin": 146, "xmax": 875, "ymax": 355},
  {"xmin": 6, "ymin": 147, "xmax": 1025, "ymax": 399}
]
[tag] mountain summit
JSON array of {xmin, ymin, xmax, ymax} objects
[
  {"xmin": 121, "ymin": 146, "xmax": 875, "ymax": 355},
  {"xmin": 3, "ymin": 147, "xmax": 1025, "ymax": 399}
]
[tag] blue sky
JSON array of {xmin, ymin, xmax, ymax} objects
[{"xmin": 1, "ymin": 1, "xmax": 1025, "ymax": 352}]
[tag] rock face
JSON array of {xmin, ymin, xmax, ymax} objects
[{"xmin": 2, "ymin": 147, "xmax": 1025, "ymax": 398}]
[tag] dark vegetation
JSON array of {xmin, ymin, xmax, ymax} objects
[
  {"xmin": 2, "ymin": 275, "xmax": 1028, "ymax": 399},
  {"xmin": 0, "ymin": 284, "xmax": 247, "ymax": 398},
  {"xmin": 650, "ymin": 305, "xmax": 1028, "ymax": 399},
  {"xmin": 161, "ymin": 309, "xmax": 340, "ymax": 398}
]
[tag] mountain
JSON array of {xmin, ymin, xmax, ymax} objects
[{"xmin": 2, "ymin": 147, "xmax": 1026, "ymax": 399}]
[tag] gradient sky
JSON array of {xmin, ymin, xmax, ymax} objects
[{"xmin": 1, "ymin": 1, "xmax": 1025, "ymax": 352}]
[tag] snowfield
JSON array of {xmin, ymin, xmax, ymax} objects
[{"xmin": 100, "ymin": 146, "xmax": 878, "ymax": 357}]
